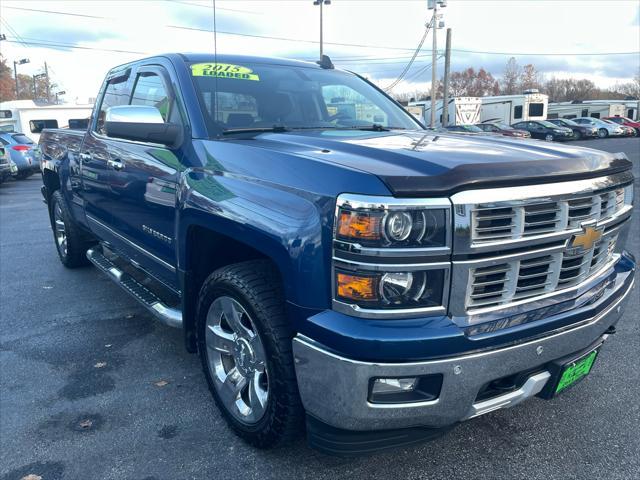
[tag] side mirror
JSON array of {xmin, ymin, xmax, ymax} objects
[{"xmin": 104, "ymin": 105, "xmax": 181, "ymax": 146}]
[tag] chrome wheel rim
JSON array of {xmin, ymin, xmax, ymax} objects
[
  {"xmin": 205, "ymin": 296, "xmax": 268, "ymax": 424},
  {"xmin": 53, "ymin": 202, "xmax": 67, "ymax": 257},
  {"xmin": 545, "ymin": 134, "xmax": 553, "ymax": 142}
]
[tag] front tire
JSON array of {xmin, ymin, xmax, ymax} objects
[
  {"xmin": 573, "ymin": 130, "xmax": 582, "ymax": 140},
  {"xmin": 545, "ymin": 134, "xmax": 555, "ymax": 142},
  {"xmin": 49, "ymin": 190, "xmax": 91, "ymax": 268},
  {"xmin": 196, "ymin": 260, "xmax": 304, "ymax": 448},
  {"xmin": 598, "ymin": 128, "xmax": 608, "ymax": 138}
]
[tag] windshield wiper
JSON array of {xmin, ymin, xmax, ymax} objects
[
  {"xmin": 222, "ymin": 125, "xmax": 289, "ymax": 135},
  {"xmin": 342, "ymin": 124, "xmax": 407, "ymax": 132}
]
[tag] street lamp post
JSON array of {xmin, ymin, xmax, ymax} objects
[
  {"xmin": 13, "ymin": 58, "xmax": 30, "ymax": 99},
  {"xmin": 428, "ymin": 0, "xmax": 446, "ymax": 128},
  {"xmin": 55, "ymin": 91, "xmax": 66, "ymax": 104},
  {"xmin": 313, "ymin": 0, "xmax": 331, "ymax": 62}
]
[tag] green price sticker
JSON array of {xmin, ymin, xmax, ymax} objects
[{"xmin": 190, "ymin": 63, "xmax": 260, "ymax": 81}]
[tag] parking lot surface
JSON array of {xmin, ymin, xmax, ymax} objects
[{"xmin": 1, "ymin": 137, "xmax": 638, "ymax": 480}]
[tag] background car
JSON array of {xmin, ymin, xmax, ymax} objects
[
  {"xmin": 601, "ymin": 118, "xmax": 635, "ymax": 137},
  {"xmin": 476, "ymin": 121, "xmax": 531, "ymax": 138},
  {"xmin": 0, "ymin": 131, "xmax": 41, "ymax": 179},
  {"xmin": 546, "ymin": 118, "xmax": 598, "ymax": 140},
  {"xmin": 0, "ymin": 146, "xmax": 12, "ymax": 184},
  {"xmin": 571, "ymin": 117, "xmax": 624, "ymax": 138},
  {"xmin": 511, "ymin": 120, "xmax": 574, "ymax": 141},
  {"xmin": 444, "ymin": 124, "xmax": 493, "ymax": 134},
  {"xmin": 603, "ymin": 116, "xmax": 640, "ymax": 135}
]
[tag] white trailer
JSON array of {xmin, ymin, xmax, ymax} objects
[
  {"xmin": 0, "ymin": 100, "xmax": 93, "ymax": 142},
  {"xmin": 582, "ymin": 99, "xmax": 638, "ymax": 120},
  {"xmin": 409, "ymin": 97, "xmax": 482, "ymax": 126},
  {"xmin": 479, "ymin": 91, "xmax": 548, "ymax": 124},
  {"xmin": 547, "ymin": 101, "xmax": 626, "ymax": 120}
]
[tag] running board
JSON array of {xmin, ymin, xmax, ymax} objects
[{"xmin": 86, "ymin": 248, "xmax": 183, "ymax": 328}]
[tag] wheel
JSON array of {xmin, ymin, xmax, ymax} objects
[
  {"xmin": 598, "ymin": 128, "xmax": 608, "ymax": 138},
  {"xmin": 49, "ymin": 190, "xmax": 91, "ymax": 268},
  {"xmin": 573, "ymin": 130, "xmax": 582, "ymax": 140},
  {"xmin": 545, "ymin": 134, "xmax": 554, "ymax": 142},
  {"xmin": 196, "ymin": 260, "xmax": 304, "ymax": 448}
]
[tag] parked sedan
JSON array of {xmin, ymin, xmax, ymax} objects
[
  {"xmin": 546, "ymin": 118, "xmax": 598, "ymax": 140},
  {"xmin": 0, "ymin": 132, "xmax": 41, "ymax": 179},
  {"xmin": 0, "ymin": 146, "xmax": 12, "ymax": 184},
  {"xmin": 445, "ymin": 124, "xmax": 494, "ymax": 135},
  {"xmin": 601, "ymin": 119, "xmax": 635, "ymax": 137},
  {"xmin": 603, "ymin": 116, "xmax": 640, "ymax": 135},
  {"xmin": 571, "ymin": 117, "xmax": 624, "ymax": 138},
  {"xmin": 511, "ymin": 120, "xmax": 574, "ymax": 141},
  {"xmin": 476, "ymin": 121, "xmax": 531, "ymax": 138}
]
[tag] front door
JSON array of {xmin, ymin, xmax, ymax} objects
[{"xmin": 104, "ymin": 66, "xmax": 185, "ymax": 288}]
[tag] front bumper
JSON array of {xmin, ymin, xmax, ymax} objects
[{"xmin": 293, "ymin": 264, "xmax": 634, "ymax": 433}]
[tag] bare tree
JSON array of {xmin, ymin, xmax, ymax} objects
[
  {"xmin": 520, "ymin": 64, "xmax": 542, "ymax": 91},
  {"xmin": 501, "ymin": 57, "xmax": 520, "ymax": 95}
]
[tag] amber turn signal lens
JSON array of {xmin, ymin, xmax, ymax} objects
[
  {"xmin": 337, "ymin": 211, "xmax": 381, "ymax": 241},
  {"xmin": 336, "ymin": 273, "xmax": 379, "ymax": 301}
]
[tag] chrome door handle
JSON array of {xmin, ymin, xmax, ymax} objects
[{"xmin": 107, "ymin": 159, "xmax": 124, "ymax": 171}]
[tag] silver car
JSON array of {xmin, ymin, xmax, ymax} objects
[
  {"xmin": 571, "ymin": 117, "xmax": 624, "ymax": 138},
  {"xmin": 0, "ymin": 132, "xmax": 41, "ymax": 179}
]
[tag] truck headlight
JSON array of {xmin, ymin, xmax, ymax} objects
[
  {"xmin": 333, "ymin": 194, "xmax": 451, "ymax": 318},
  {"xmin": 336, "ymin": 196, "xmax": 449, "ymax": 248},
  {"xmin": 335, "ymin": 268, "xmax": 445, "ymax": 309}
]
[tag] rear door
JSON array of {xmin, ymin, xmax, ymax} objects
[
  {"xmin": 80, "ymin": 69, "xmax": 132, "ymax": 231},
  {"xmin": 103, "ymin": 63, "xmax": 186, "ymax": 287}
]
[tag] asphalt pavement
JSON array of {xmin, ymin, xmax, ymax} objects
[{"xmin": 1, "ymin": 137, "xmax": 638, "ymax": 480}]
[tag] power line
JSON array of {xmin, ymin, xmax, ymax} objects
[
  {"xmin": 3, "ymin": 39, "xmax": 147, "ymax": 55},
  {"xmin": 384, "ymin": 18, "xmax": 432, "ymax": 91},
  {"xmin": 4, "ymin": 6, "xmax": 638, "ymax": 56}
]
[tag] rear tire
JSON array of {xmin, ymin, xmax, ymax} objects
[
  {"xmin": 196, "ymin": 260, "xmax": 304, "ymax": 448},
  {"xmin": 598, "ymin": 128, "xmax": 608, "ymax": 138},
  {"xmin": 49, "ymin": 190, "xmax": 91, "ymax": 268}
]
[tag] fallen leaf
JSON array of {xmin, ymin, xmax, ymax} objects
[
  {"xmin": 79, "ymin": 419, "xmax": 93, "ymax": 429},
  {"xmin": 94, "ymin": 362, "xmax": 107, "ymax": 368},
  {"xmin": 154, "ymin": 380, "xmax": 169, "ymax": 387},
  {"xmin": 104, "ymin": 344, "xmax": 112, "ymax": 348},
  {"xmin": 21, "ymin": 475, "xmax": 42, "ymax": 480}
]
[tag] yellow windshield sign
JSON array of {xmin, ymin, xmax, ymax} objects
[{"xmin": 190, "ymin": 63, "xmax": 260, "ymax": 81}]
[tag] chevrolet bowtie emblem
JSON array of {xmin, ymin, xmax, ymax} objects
[{"xmin": 571, "ymin": 226, "xmax": 603, "ymax": 251}]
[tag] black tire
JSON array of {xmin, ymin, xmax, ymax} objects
[
  {"xmin": 573, "ymin": 130, "xmax": 582, "ymax": 140},
  {"xmin": 196, "ymin": 260, "xmax": 304, "ymax": 448},
  {"xmin": 49, "ymin": 190, "xmax": 91, "ymax": 268},
  {"xmin": 598, "ymin": 128, "xmax": 608, "ymax": 138},
  {"xmin": 544, "ymin": 134, "xmax": 555, "ymax": 142}
]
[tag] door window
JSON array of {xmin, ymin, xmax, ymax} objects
[
  {"xmin": 321, "ymin": 85, "xmax": 388, "ymax": 126},
  {"xmin": 130, "ymin": 72, "xmax": 171, "ymax": 121},
  {"xmin": 29, "ymin": 119, "xmax": 58, "ymax": 133},
  {"xmin": 96, "ymin": 75, "xmax": 130, "ymax": 134}
]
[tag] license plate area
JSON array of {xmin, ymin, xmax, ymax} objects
[{"xmin": 537, "ymin": 341, "xmax": 602, "ymax": 399}]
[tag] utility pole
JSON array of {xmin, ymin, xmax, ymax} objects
[
  {"xmin": 428, "ymin": 0, "xmax": 446, "ymax": 127},
  {"xmin": 12, "ymin": 58, "xmax": 30, "ymax": 99},
  {"xmin": 430, "ymin": 3, "xmax": 438, "ymax": 127},
  {"xmin": 441, "ymin": 28, "xmax": 452, "ymax": 127},
  {"xmin": 313, "ymin": 0, "xmax": 331, "ymax": 62}
]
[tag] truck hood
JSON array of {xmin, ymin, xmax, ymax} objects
[{"xmin": 229, "ymin": 129, "xmax": 631, "ymax": 196}]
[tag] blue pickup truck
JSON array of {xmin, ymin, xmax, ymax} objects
[{"xmin": 39, "ymin": 54, "xmax": 635, "ymax": 455}]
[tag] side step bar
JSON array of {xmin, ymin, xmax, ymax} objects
[{"xmin": 87, "ymin": 248, "xmax": 183, "ymax": 328}]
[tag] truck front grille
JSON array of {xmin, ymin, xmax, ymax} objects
[
  {"xmin": 471, "ymin": 188, "xmax": 626, "ymax": 243},
  {"xmin": 451, "ymin": 171, "xmax": 633, "ymax": 318},
  {"xmin": 466, "ymin": 235, "xmax": 618, "ymax": 310}
]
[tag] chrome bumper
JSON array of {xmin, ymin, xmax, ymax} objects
[{"xmin": 293, "ymin": 276, "xmax": 634, "ymax": 431}]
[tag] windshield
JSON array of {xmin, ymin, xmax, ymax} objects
[
  {"xmin": 558, "ymin": 118, "xmax": 577, "ymax": 126},
  {"xmin": 494, "ymin": 122, "xmax": 514, "ymax": 130},
  {"xmin": 12, "ymin": 134, "xmax": 34, "ymax": 144},
  {"xmin": 189, "ymin": 61, "xmax": 421, "ymax": 135},
  {"xmin": 539, "ymin": 121, "xmax": 560, "ymax": 128},
  {"xmin": 449, "ymin": 124, "xmax": 483, "ymax": 132}
]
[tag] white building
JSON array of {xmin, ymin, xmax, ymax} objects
[
  {"xmin": 409, "ymin": 97, "xmax": 482, "ymax": 126},
  {"xmin": 479, "ymin": 91, "xmax": 548, "ymax": 124},
  {"xmin": 0, "ymin": 100, "xmax": 93, "ymax": 142}
]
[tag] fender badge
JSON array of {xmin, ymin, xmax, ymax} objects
[{"xmin": 571, "ymin": 225, "xmax": 603, "ymax": 251}]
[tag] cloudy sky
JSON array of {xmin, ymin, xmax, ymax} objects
[{"xmin": 1, "ymin": 0, "xmax": 638, "ymax": 103}]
